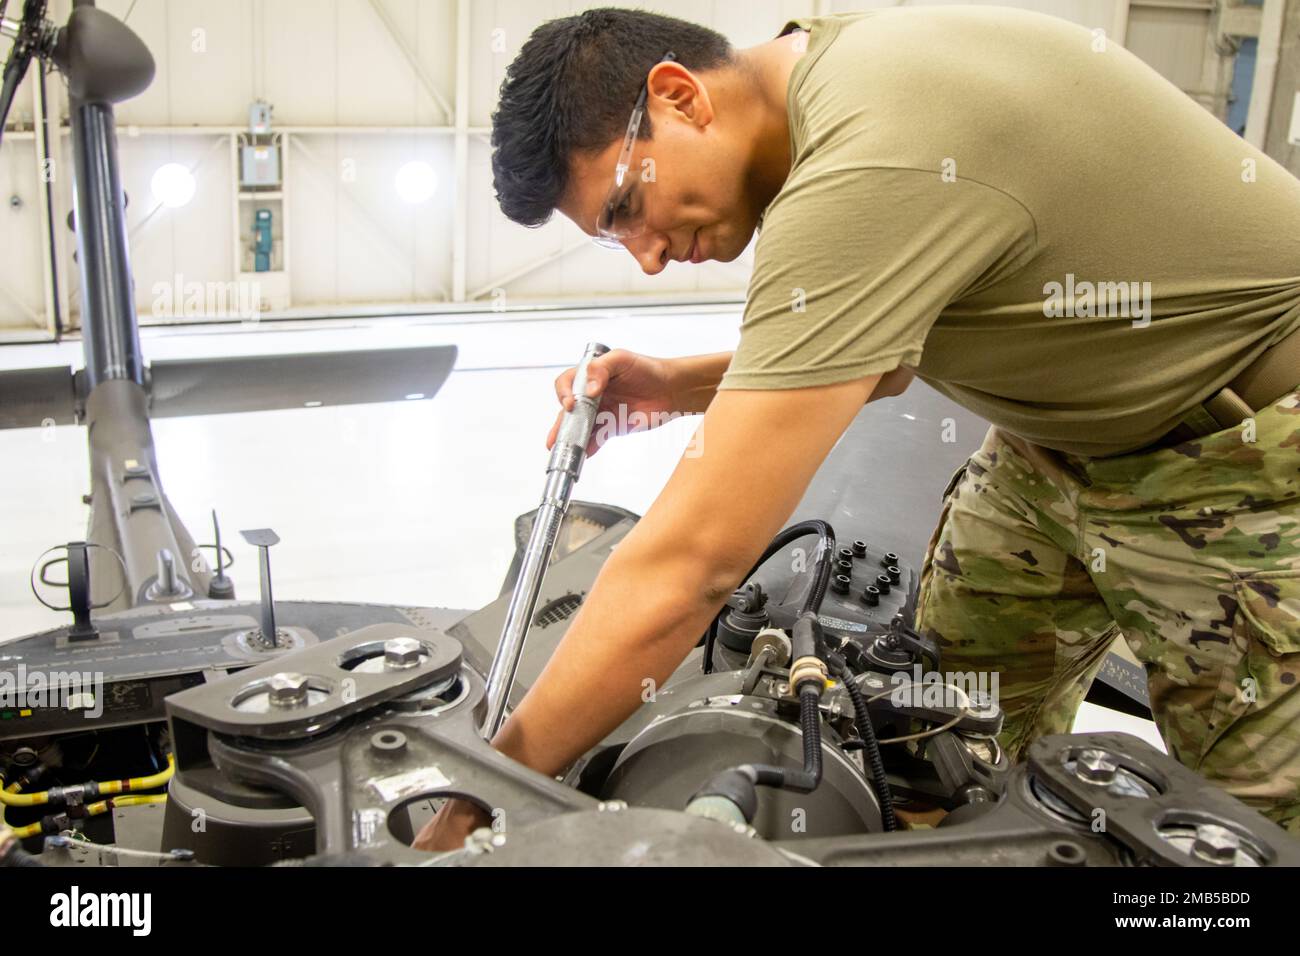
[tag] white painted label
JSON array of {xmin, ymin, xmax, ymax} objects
[{"xmin": 367, "ymin": 765, "xmax": 451, "ymax": 803}]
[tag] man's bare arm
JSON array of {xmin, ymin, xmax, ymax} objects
[
  {"xmin": 669, "ymin": 352, "xmax": 736, "ymax": 413},
  {"xmin": 490, "ymin": 373, "xmax": 882, "ymax": 778}
]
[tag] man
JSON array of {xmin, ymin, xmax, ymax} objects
[{"xmin": 416, "ymin": 6, "xmax": 1300, "ymax": 850}]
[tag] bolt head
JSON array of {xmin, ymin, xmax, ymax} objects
[
  {"xmin": 1192, "ymin": 824, "xmax": 1242, "ymax": 865},
  {"xmin": 1075, "ymin": 749, "xmax": 1119, "ymax": 784},
  {"xmin": 384, "ymin": 637, "xmax": 424, "ymax": 669},
  {"xmin": 266, "ymin": 672, "xmax": 310, "ymax": 708}
]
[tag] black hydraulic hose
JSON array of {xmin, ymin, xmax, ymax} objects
[
  {"xmin": 702, "ymin": 520, "xmax": 836, "ymax": 675},
  {"xmin": 738, "ymin": 685, "xmax": 824, "ymax": 793},
  {"xmin": 689, "ymin": 683, "xmax": 826, "ymax": 824},
  {"xmin": 757, "ymin": 519, "xmax": 836, "ymax": 615},
  {"xmin": 832, "ymin": 655, "xmax": 898, "ymax": 831},
  {"xmin": 702, "ymin": 615, "xmax": 719, "ymax": 675}
]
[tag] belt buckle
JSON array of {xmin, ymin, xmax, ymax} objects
[{"xmin": 1143, "ymin": 387, "xmax": 1254, "ymax": 454}]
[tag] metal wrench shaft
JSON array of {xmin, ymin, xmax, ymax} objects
[{"xmin": 481, "ymin": 342, "xmax": 610, "ymax": 737}]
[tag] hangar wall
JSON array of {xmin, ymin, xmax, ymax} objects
[{"xmin": 0, "ymin": 0, "xmax": 1288, "ymax": 334}]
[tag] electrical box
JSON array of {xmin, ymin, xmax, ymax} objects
[
  {"xmin": 249, "ymin": 100, "xmax": 272, "ymax": 134},
  {"xmin": 241, "ymin": 144, "xmax": 280, "ymax": 187}
]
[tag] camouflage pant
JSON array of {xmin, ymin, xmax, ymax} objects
[{"xmin": 915, "ymin": 386, "xmax": 1300, "ymax": 833}]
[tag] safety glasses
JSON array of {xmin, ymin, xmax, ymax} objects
[{"xmin": 593, "ymin": 51, "xmax": 677, "ymax": 249}]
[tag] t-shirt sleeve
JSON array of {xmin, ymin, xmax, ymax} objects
[{"xmin": 718, "ymin": 166, "xmax": 1037, "ymax": 390}]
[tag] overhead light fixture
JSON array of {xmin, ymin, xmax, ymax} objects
[
  {"xmin": 150, "ymin": 162, "xmax": 196, "ymax": 208},
  {"xmin": 395, "ymin": 160, "xmax": 437, "ymax": 204}
]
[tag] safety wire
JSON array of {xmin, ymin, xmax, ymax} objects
[
  {"xmin": 44, "ymin": 832, "xmax": 192, "ymax": 865},
  {"xmin": 862, "ymin": 681, "xmax": 973, "ymax": 745}
]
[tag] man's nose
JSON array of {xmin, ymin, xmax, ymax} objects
[{"xmin": 624, "ymin": 233, "xmax": 670, "ymax": 275}]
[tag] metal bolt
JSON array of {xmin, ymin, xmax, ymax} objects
[
  {"xmin": 266, "ymin": 672, "xmax": 310, "ymax": 708},
  {"xmin": 1191, "ymin": 824, "xmax": 1242, "ymax": 865},
  {"xmin": 384, "ymin": 636, "xmax": 424, "ymax": 669},
  {"xmin": 1075, "ymin": 749, "xmax": 1119, "ymax": 784},
  {"xmin": 370, "ymin": 729, "xmax": 407, "ymax": 754}
]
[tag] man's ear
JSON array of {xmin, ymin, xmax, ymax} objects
[{"xmin": 649, "ymin": 62, "xmax": 714, "ymax": 128}]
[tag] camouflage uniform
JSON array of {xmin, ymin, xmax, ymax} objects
[{"xmin": 915, "ymin": 385, "xmax": 1300, "ymax": 832}]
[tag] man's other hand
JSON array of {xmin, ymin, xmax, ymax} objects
[{"xmin": 411, "ymin": 797, "xmax": 492, "ymax": 853}]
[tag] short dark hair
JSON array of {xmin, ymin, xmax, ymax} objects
[{"xmin": 490, "ymin": 8, "xmax": 735, "ymax": 228}]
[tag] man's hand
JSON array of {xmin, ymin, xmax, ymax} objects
[
  {"xmin": 547, "ymin": 350, "xmax": 734, "ymax": 455},
  {"xmin": 411, "ymin": 797, "xmax": 491, "ymax": 853}
]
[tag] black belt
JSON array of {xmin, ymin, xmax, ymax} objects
[{"xmin": 1139, "ymin": 324, "xmax": 1300, "ymax": 453}]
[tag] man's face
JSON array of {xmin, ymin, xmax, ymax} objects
[{"xmin": 556, "ymin": 63, "xmax": 761, "ymax": 274}]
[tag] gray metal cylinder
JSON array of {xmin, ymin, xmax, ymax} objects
[
  {"xmin": 601, "ymin": 699, "xmax": 882, "ymax": 839},
  {"xmin": 69, "ymin": 99, "xmax": 144, "ymax": 390}
]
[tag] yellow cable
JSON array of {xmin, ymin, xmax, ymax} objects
[
  {"xmin": 0, "ymin": 779, "xmax": 18, "ymax": 830},
  {"xmin": 86, "ymin": 794, "xmax": 167, "ymax": 814},
  {"xmin": 0, "ymin": 753, "xmax": 173, "ymax": 805},
  {"xmin": 11, "ymin": 793, "xmax": 168, "ymax": 840},
  {"xmin": 0, "ymin": 779, "xmax": 48, "ymax": 808}
]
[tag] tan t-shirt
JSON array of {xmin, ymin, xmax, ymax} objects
[{"xmin": 717, "ymin": 7, "xmax": 1300, "ymax": 456}]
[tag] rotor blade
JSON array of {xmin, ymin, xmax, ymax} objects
[
  {"xmin": 0, "ymin": 364, "xmax": 76, "ymax": 428},
  {"xmin": 147, "ymin": 344, "xmax": 458, "ymax": 418}
]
